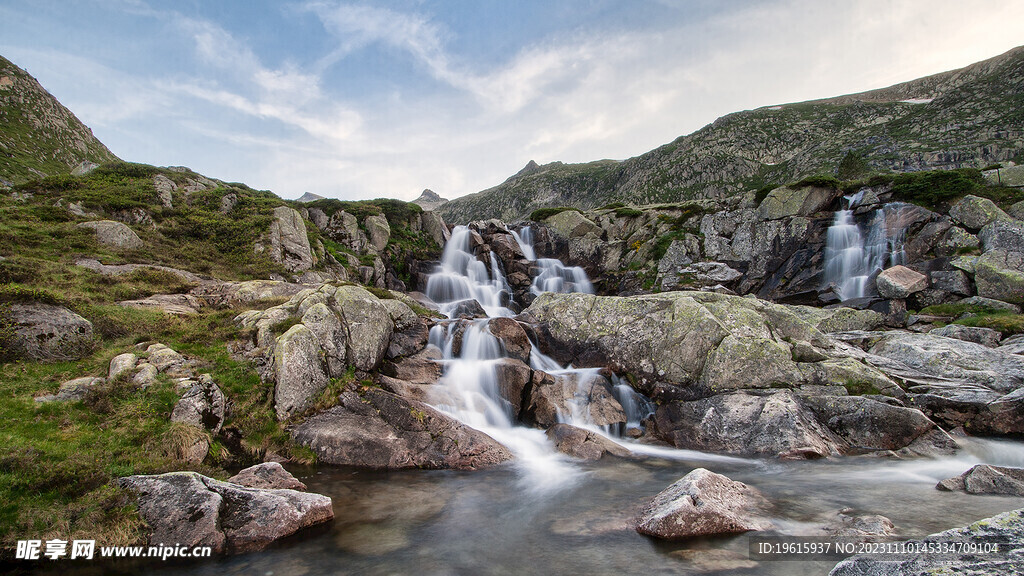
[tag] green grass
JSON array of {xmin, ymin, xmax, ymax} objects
[{"xmin": 613, "ymin": 207, "xmax": 643, "ymax": 218}]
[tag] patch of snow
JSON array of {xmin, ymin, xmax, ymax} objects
[{"xmin": 899, "ymin": 98, "xmax": 933, "ymax": 105}]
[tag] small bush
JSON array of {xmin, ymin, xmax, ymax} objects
[
  {"xmin": 599, "ymin": 202, "xmax": 626, "ymax": 210},
  {"xmin": 792, "ymin": 175, "xmax": 841, "ymax": 190},
  {"xmin": 889, "ymin": 168, "xmax": 985, "ymax": 206},
  {"xmin": 614, "ymin": 207, "xmax": 643, "ymax": 218}
]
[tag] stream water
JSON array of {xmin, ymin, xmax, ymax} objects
[{"xmin": 54, "ymin": 223, "xmax": 1024, "ymax": 576}]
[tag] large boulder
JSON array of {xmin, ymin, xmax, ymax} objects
[
  {"xmin": 364, "ymin": 214, "xmax": 391, "ymax": 252},
  {"xmin": 526, "ymin": 370, "xmax": 626, "ymax": 429},
  {"xmin": 333, "ymin": 286, "xmax": 394, "ymax": 370},
  {"xmin": 875, "ymin": 265, "xmax": 928, "ymax": 299},
  {"xmin": 975, "ymin": 249, "xmax": 1024, "ymax": 304},
  {"xmin": 979, "ymin": 220, "xmax": 1024, "ymax": 253},
  {"xmin": 544, "ymin": 210, "xmax": 600, "ymax": 239},
  {"xmin": 273, "ymin": 325, "xmax": 329, "ymax": 420},
  {"xmin": 937, "ymin": 464, "xmax": 1024, "ymax": 496},
  {"xmin": 757, "ymin": 185, "xmax": 836, "ymax": 220},
  {"xmin": 949, "ymin": 194, "xmax": 1011, "ymax": 231},
  {"xmin": 487, "ymin": 317, "xmax": 531, "ymax": 363},
  {"xmin": 6, "ymin": 303, "xmax": 94, "ymax": 361},
  {"xmin": 829, "ymin": 508, "xmax": 1024, "ymax": 576},
  {"xmin": 420, "ymin": 211, "xmax": 449, "ymax": 247},
  {"xmin": 77, "ymin": 220, "xmax": 143, "ymax": 250},
  {"xmin": 635, "ymin": 468, "xmax": 773, "ymax": 539},
  {"xmin": 291, "ymin": 389, "xmax": 512, "ymax": 470},
  {"xmin": 118, "ymin": 471, "xmax": 334, "ymax": 554},
  {"xmin": 171, "ymin": 374, "xmax": 226, "ymax": 434},
  {"xmin": 262, "ymin": 206, "xmax": 314, "ymax": 272}
]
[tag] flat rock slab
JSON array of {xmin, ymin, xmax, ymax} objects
[
  {"xmin": 635, "ymin": 468, "xmax": 773, "ymax": 539},
  {"xmin": 937, "ymin": 464, "xmax": 1024, "ymax": 496},
  {"xmin": 119, "ymin": 471, "xmax": 333, "ymax": 554}
]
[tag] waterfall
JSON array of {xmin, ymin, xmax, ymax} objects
[
  {"xmin": 823, "ymin": 195, "xmax": 910, "ymax": 301},
  {"xmin": 511, "ymin": 226, "xmax": 536, "ymax": 261},
  {"xmin": 510, "ymin": 225, "xmax": 594, "ymax": 295}
]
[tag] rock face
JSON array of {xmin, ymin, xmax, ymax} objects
[
  {"xmin": 949, "ymin": 195, "xmax": 1011, "ymax": 231},
  {"xmin": 975, "ymin": 249, "xmax": 1024, "ymax": 304},
  {"xmin": 118, "ymin": 471, "xmax": 334, "ymax": 554},
  {"xmin": 263, "ymin": 206, "xmax": 314, "ymax": 272},
  {"xmin": 273, "ymin": 325, "xmax": 330, "ymax": 420},
  {"xmin": 292, "ymin": 389, "xmax": 512, "ymax": 470},
  {"xmin": 635, "ymin": 468, "xmax": 773, "ymax": 539},
  {"xmin": 364, "ymin": 214, "xmax": 391, "ymax": 252},
  {"xmin": 937, "ymin": 464, "xmax": 1024, "ymax": 496},
  {"xmin": 77, "ymin": 220, "xmax": 143, "ymax": 250},
  {"xmin": 829, "ymin": 508, "xmax": 1024, "ymax": 576},
  {"xmin": 7, "ymin": 303, "xmax": 94, "ymax": 361},
  {"xmin": 876, "ymin": 265, "xmax": 928, "ymax": 299}
]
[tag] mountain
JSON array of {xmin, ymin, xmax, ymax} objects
[
  {"xmin": 439, "ymin": 46, "xmax": 1024, "ymax": 223},
  {"xmin": 412, "ymin": 188, "xmax": 449, "ymax": 211},
  {"xmin": 296, "ymin": 191, "xmax": 326, "ymax": 203},
  {"xmin": 0, "ymin": 55, "xmax": 119, "ymax": 186}
]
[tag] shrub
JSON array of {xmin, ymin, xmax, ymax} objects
[
  {"xmin": 529, "ymin": 206, "xmax": 580, "ymax": 221},
  {"xmin": 889, "ymin": 168, "xmax": 985, "ymax": 206},
  {"xmin": 792, "ymin": 175, "xmax": 841, "ymax": 190},
  {"xmin": 614, "ymin": 207, "xmax": 643, "ymax": 218}
]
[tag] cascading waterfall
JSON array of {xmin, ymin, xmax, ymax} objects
[
  {"xmin": 511, "ymin": 225, "xmax": 594, "ymax": 295},
  {"xmin": 823, "ymin": 194, "xmax": 911, "ymax": 301}
]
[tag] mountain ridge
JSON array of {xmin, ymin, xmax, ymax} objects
[{"xmin": 439, "ymin": 46, "xmax": 1024, "ymax": 223}]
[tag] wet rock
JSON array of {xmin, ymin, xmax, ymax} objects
[
  {"xmin": 829, "ymin": 507, "xmax": 1024, "ymax": 576},
  {"xmin": 119, "ymin": 471, "xmax": 334, "ymax": 554},
  {"xmin": 937, "ymin": 464, "xmax": 1024, "ymax": 496},
  {"xmin": 801, "ymin": 395, "xmax": 935, "ymax": 452},
  {"xmin": 930, "ymin": 324, "xmax": 1001, "ymax": 348},
  {"xmin": 493, "ymin": 358, "xmax": 532, "ymax": 419},
  {"xmin": 526, "ymin": 370, "xmax": 626, "ymax": 429},
  {"xmin": 292, "ymin": 389, "xmax": 512, "ymax": 469},
  {"xmin": 546, "ymin": 423, "xmax": 630, "ymax": 460},
  {"xmin": 273, "ymin": 325, "xmax": 329, "ymax": 420},
  {"xmin": 821, "ymin": 510, "xmax": 896, "ymax": 539},
  {"xmin": 876, "ymin": 265, "xmax": 928, "ymax": 299},
  {"xmin": 77, "ymin": 220, "xmax": 143, "ymax": 250},
  {"xmin": 108, "ymin": 352, "xmax": 137, "ymax": 381},
  {"xmin": 450, "ymin": 298, "xmax": 487, "ymax": 318},
  {"xmin": 171, "ymin": 374, "xmax": 226, "ymax": 434},
  {"xmin": 635, "ymin": 468, "xmax": 772, "ymax": 539},
  {"xmin": 949, "ymin": 195, "xmax": 1011, "ymax": 230},
  {"xmin": 228, "ymin": 462, "xmax": 307, "ymax": 491},
  {"xmin": 487, "ymin": 317, "xmax": 531, "ymax": 363},
  {"xmin": 670, "ymin": 549, "xmax": 758, "ymax": 571},
  {"xmin": 7, "ymin": 303, "xmax": 94, "ymax": 361}
]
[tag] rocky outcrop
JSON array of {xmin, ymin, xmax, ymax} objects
[
  {"xmin": 118, "ymin": 471, "xmax": 334, "ymax": 554},
  {"xmin": 260, "ymin": 206, "xmax": 314, "ymax": 272},
  {"xmin": 937, "ymin": 464, "xmax": 1024, "ymax": 496},
  {"xmin": 6, "ymin": 303, "xmax": 94, "ymax": 361},
  {"xmin": 949, "ymin": 195, "xmax": 1011, "ymax": 230},
  {"xmin": 635, "ymin": 468, "xmax": 773, "ymax": 539},
  {"xmin": 34, "ymin": 376, "xmax": 104, "ymax": 403},
  {"xmin": 291, "ymin": 389, "xmax": 512, "ymax": 470},
  {"xmin": 829, "ymin": 508, "xmax": 1024, "ymax": 576},
  {"xmin": 77, "ymin": 220, "xmax": 143, "ymax": 250}
]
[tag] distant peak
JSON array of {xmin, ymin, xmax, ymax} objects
[
  {"xmin": 515, "ymin": 160, "xmax": 541, "ymax": 178},
  {"xmin": 413, "ymin": 188, "xmax": 449, "ymax": 210},
  {"xmin": 296, "ymin": 192, "xmax": 325, "ymax": 203}
]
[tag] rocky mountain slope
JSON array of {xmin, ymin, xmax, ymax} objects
[
  {"xmin": 0, "ymin": 55, "xmax": 119, "ymax": 186},
  {"xmin": 440, "ymin": 46, "xmax": 1024, "ymax": 223}
]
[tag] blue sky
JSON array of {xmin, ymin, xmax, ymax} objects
[{"xmin": 2, "ymin": 0, "xmax": 1023, "ymax": 201}]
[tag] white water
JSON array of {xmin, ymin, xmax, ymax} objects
[
  {"xmin": 423, "ymin": 224, "xmax": 749, "ymax": 491},
  {"xmin": 823, "ymin": 194, "xmax": 910, "ymax": 301}
]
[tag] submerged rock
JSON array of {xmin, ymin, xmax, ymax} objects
[
  {"xmin": 292, "ymin": 389, "xmax": 512, "ymax": 470},
  {"xmin": 635, "ymin": 468, "xmax": 773, "ymax": 539},
  {"xmin": 119, "ymin": 471, "xmax": 333, "ymax": 554},
  {"xmin": 546, "ymin": 423, "xmax": 630, "ymax": 460}
]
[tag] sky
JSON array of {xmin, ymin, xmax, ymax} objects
[{"xmin": 2, "ymin": 1, "xmax": 1023, "ymax": 202}]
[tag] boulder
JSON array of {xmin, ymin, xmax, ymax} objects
[
  {"xmin": 526, "ymin": 370, "xmax": 626, "ymax": 429},
  {"xmin": 487, "ymin": 317, "xmax": 531, "ymax": 363},
  {"xmin": 34, "ymin": 376, "xmax": 104, "ymax": 403},
  {"xmin": 930, "ymin": 269, "xmax": 971, "ymax": 296},
  {"xmin": 380, "ymin": 298, "xmax": 418, "ymax": 330},
  {"xmin": 634, "ymin": 468, "xmax": 773, "ymax": 539},
  {"xmin": 829, "ymin": 508, "xmax": 1024, "ymax": 576},
  {"xmin": 757, "ymin": 185, "xmax": 836, "ymax": 220},
  {"xmin": 975, "ymin": 249, "xmax": 1024, "ymax": 304},
  {"xmin": 118, "ymin": 471, "xmax": 334, "ymax": 554},
  {"xmin": 698, "ymin": 335, "xmax": 802, "ymax": 392},
  {"xmin": 386, "ymin": 319, "xmax": 429, "ymax": 359},
  {"xmin": 333, "ymin": 286, "xmax": 394, "ymax": 370},
  {"xmin": 263, "ymin": 206, "xmax": 314, "ymax": 272},
  {"xmin": 937, "ymin": 464, "xmax": 1024, "ymax": 496},
  {"xmin": 77, "ymin": 220, "xmax": 143, "ymax": 250},
  {"xmin": 118, "ymin": 293, "xmax": 202, "ymax": 315},
  {"xmin": 6, "ymin": 303, "xmax": 94, "ymax": 361},
  {"xmin": 821, "ymin": 510, "xmax": 896, "ymax": 539},
  {"xmin": 363, "ymin": 214, "xmax": 391, "ymax": 252},
  {"xmin": 949, "ymin": 195, "xmax": 1011, "ymax": 230},
  {"xmin": 132, "ymin": 363, "xmax": 158, "ymax": 387},
  {"xmin": 227, "ymin": 462, "xmax": 307, "ymax": 491},
  {"xmin": 450, "ymin": 298, "xmax": 487, "ymax": 319},
  {"xmin": 493, "ymin": 358, "xmax": 533, "ymax": 419},
  {"xmin": 146, "ymin": 343, "xmax": 188, "ymax": 375},
  {"xmin": 108, "ymin": 353, "xmax": 137, "ymax": 381},
  {"xmin": 273, "ymin": 325, "xmax": 329, "ymax": 420},
  {"xmin": 291, "ymin": 389, "xmax": 512, "ymax": 469},
  {"xmin": 930, "ymin": 324, "xmax": 1001, "ymax": 348},
  {"xmin": 171, "ymin": 374, "xmax": 226, "ymax": 434},
  {"xmin": 875, "ymin": 265, "xmax": 928, "ymax": 299},
  {"xmin": 381, "ymin": 348, "xmax": 443, "ymax": 385},
  {"xmin": 546, "ymin": 423, "xmax": 630, "ymax": 460},
  {"xmin": 544, "ymin": 210, "xmax": 600, "ymax": 239},
  {"xmin": 300, "ymin": 302, "xmax": 347, "ymax": 378},
  {"xmin": 979, "ymin": 220, "xmax": 1024, "ymax": 252},
  {"xmin": 787, "ymin": 305, "xmax": 886, "ymax": 333},
  {"xmin": 420, "ymin": 211, "xmax": 449, "ymax": 247}
]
